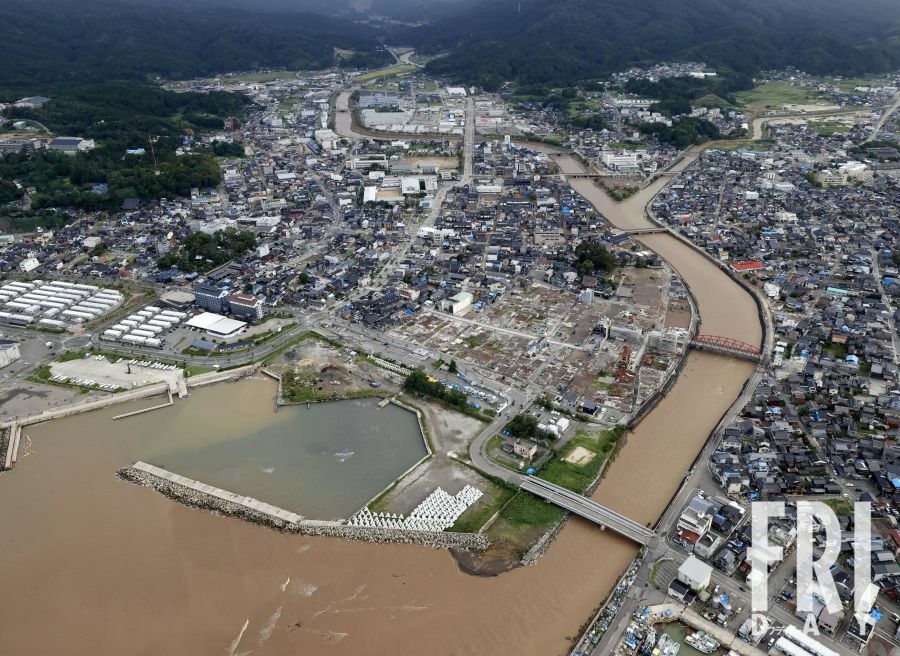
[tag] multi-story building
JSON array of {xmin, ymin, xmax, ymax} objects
[
  {"xmin": 47, "ymin": 137, "xmax": 95, "ymax": 154},
  {"xmin": 677, "ymin": 494, "xmax": 714, "ymax": 537},
  {"xmin": 228, "ymin": 292, "xmax": 263, "ymax": 321},
  {"xmin": 194, "ymin": 283, "xmax": 229, "ymax": 313}
]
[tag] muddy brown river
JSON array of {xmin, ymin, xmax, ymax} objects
[{"xmin": 0, "ymin": 150, "xmax": 761, "ymax": 656}]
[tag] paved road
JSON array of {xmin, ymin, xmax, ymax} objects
[
  {"xmin": 863, "ymin": 90, "xmax": 900, "ymax": 144},
  {"xmin": 463, "ymin": 97, "xmax": 475, "ymax": 181},
  {"xmin": 88, "ymin": 315, "xmax": 316, "ymax": 368},
  {"xmin": 871, "ymin": 247, "xmax": 900, "ymax": 365},
  {"xmin": 519, "ymin": 476, "xmax": 656, "ymax": 544}
]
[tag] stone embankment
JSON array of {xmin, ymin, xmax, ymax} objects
[
  {"xmin": 0, "ymin": 425, "xmax": 11, "ymax": 471},
  {"xmin": 117, "ymin": 462, "xmax": 488, "ymax": 552},
  {"xmin": 521, "ymin": 516, "xmax": 570, "ymax": 565}
]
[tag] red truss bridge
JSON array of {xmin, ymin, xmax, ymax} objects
[{"xmin": 689, "ymin": 335, "xmax": 762, "ymax": 362}]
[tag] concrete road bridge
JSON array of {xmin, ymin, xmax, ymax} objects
[
  {"xmin": 689, "ymin": 334, "xmax": 762, "ymax": 362},
  {"xmin": 621, "ymin": 227, "xmax": 669, "ymax": 236},
  {"xmin": 516, "ymin": 476, "xmax": 656, "ymax": 545}
]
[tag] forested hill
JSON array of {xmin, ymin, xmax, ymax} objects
[
  {"xmin": 416, "ymin": 0, "xmax": 900, "ymax": 88},
  {"xmin": 160, "ymin": 0, "xmax": 468, "ymax": 23},
  {"xmin": 0, "ymin": 0, "xmax": 391, "ymax": 97}
]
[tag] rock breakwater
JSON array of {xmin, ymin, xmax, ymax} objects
[{"xmin": 117, "ymin": 463, "xmax": 488, "ymax": 552}]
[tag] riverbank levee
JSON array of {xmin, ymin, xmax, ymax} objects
[{"xmin": 0, "ymin": 147, "xmax": 764, "ymax": 655}]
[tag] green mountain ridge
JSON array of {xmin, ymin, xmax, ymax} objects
[
  {"xmin": 415, "ymin": 0, "xmax": 900, "ymax": 87},
  {"xmin": 0, "ymin": 0, "xmax": 391, "ymax": 97}
]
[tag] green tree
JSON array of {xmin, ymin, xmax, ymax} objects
[{"xmin": 574, "ymin": 241, "xmax": 616, "ymax": 277}]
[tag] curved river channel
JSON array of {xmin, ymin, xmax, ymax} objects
[{"xmin": 0, "ymin": 149, "xmax": 763, "ymax": 655}]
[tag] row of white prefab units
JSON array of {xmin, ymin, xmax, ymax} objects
[
  {"xmin": 0, "ymin": 280, "xmax": 123, "ymax": 329},
  {"xmin": 101, "ymin": 305, "xmax": 188, "ymax": 349}
]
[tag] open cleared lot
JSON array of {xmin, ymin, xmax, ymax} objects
[
  {"xmin": 49, "ymin": 354, "xmax": 184, "ymax": 391},
  {"xmin": 368, "ymin": 397, "xmax": 509, "ymax": 533},
  {"xmin": 353, "ymin": 64, "xmax": 416, "ymax": 83},
  {"xmin": 735, "ymin": 80, "xmax": 826, "ymax": 108},
  {"xmin": 389, "ymin": 265, "xmax": 681, "ymax": 414}
]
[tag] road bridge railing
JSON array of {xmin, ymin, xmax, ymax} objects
[{"xmin": 515, "ymin": 475, "xmax": 656, "ymax": 545}]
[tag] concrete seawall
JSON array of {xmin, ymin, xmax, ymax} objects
[
  {"xmin": 113, "ymin": 389, "xmax": 174, "ymax": 420},
  {"xmin": 185, "ymin": 364, "xmax": 259, "ymax": 389},
  {"xmin": 118, "ymin": 462, "xmax": 489, "ymax": 551},
  {"xmin": 0, "ymin": 424, "xmax": 12, "ymax": 471},
  {"xmin": 0, "ymin": 382, "xmax": 171, "ymax": 432},
  {"xmin": 0, "ymin": 364, "xmax": 260, "ymax": 432},
  {"xmin": 9, "ymin": 423, "xmax": 21, "ymax": 466},
  {"xmin": 0, "ymin": 364, "xmax": 262, "ymax": 472},
  {"xmin": 128, "ymin": 461, "xmax": 304, "ymax": 524}
]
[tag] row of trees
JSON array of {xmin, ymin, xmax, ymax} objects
[{"xmin": 403, "ymin": 370, "xmax": 468, "ymax": 410}]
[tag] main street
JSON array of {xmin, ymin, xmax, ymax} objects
[
  {"xmin": 864, "ymin": 89, "xmax": 900, "ymax": 144},
  {"xmin": 872, "ymin": 247, "xmax": 900, "ymax": 366},
  {"xmin": 350, "ymin": 84, "xmax": 475, "ymax": 294}
]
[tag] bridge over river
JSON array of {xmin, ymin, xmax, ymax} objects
[
  {"xmin": 689, "ymin": 334, "xmax": 762, "ymax": 362},
  {"xmin": 516, "ymin": 476, "xmax": 656, "ymax": 545}
]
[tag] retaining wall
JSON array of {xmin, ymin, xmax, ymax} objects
[
  {"xmin": 0, "ymin": 363, "xmax": 260, "ymax": 435},
  {"xmin": 0, "ymin": 382, "xmax": 170, "ymax": 430},
  {"xmin": 0, "ymin": 425, "xmax": 10, "ymax": 471}
]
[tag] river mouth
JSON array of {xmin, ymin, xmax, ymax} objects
[
  {"xmin": 132, "ymin": 385, "xmax": 428, "ymax": 520},
  {"xmin": 0, "ymin": 142, "xmax": 766, "ymax": 655}
]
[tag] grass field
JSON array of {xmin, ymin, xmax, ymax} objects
[
  {"xmin": 353, "ymin": 64, "xmax": 416, "ymax": 83},
  {"xmin": 538, "ymin": 427, "xmax": 625, "ymax": 493},
  {"xmin": 824, "ymin": 76, "xmax": 888, "ymax": 93},
  {"xmin": 694, "ymin": 93, "xmax": 735, "ymax": 108},
  {"xmin": 711, "ymin": 139, "xmax": 771, "ymax": 152},
  {"xmin": 451, "ymin": 484, "xmax": 516, "ymax": 533},
  {"xmin": 808, "ymin": 120, "xmax": 854, "ymax": 136},
  {"xmin": 499, "ymin": 492, "xmax": 567, "ymax": 528},
  {"xmin": 736, "ymin": 81, "xmax": 824, "ymax": 108}
]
